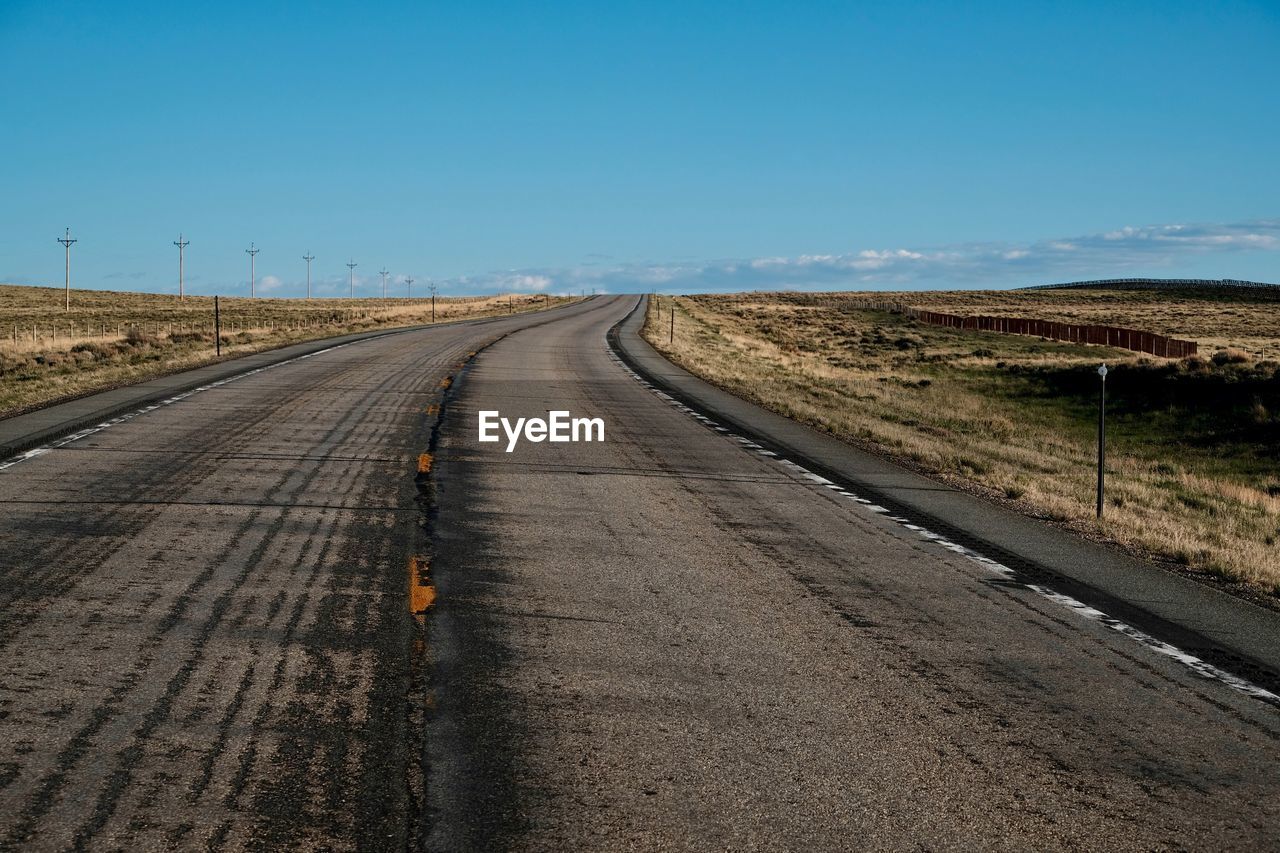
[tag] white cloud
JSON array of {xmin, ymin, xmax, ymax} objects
[
  {"xmin": 437, "ymin": 218, "xmax": 1280, "ymax": 295},
  {"xmin": 508, "ymin": 274, "xmax": 551, "ymax": 291}
]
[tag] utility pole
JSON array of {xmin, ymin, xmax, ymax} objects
[
  {"xmin": 379, "ymin": 267, "xmax": 390, "ymax": 300},
  {"xmin": 57, "ymin": 227, "xmax": 77, "ymax": 311},
  {"xmin": 429, "ymin": 281, "xmax": 437, "ymax": 322},
  {"xmin": 246, "ymin": 242, "xmax": 260, "ymax": 297},
  {"xmin": 174, "ymin": 234, "xmax": 189, "ymax": 300},
  {"xmin": 303, "ymin": 252, "xmax": 315, "ymax": 299},
  {"xmin": 405, "ymin": 275, "xmax": 414, "ymax": 299},
  {"xmin": 346, "ymin": 259, "xmax": 357, "ymax": 298}
]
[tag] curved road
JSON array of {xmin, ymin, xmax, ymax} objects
[{"xmin": 1, "ymin": 295, "xmax": 1277, "ymax": 850}]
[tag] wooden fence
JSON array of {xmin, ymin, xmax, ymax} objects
[
  {"xmin": 850, "ymin": 300, "xmax": 1198, "ymax": 358},
  {"xmin": 1021, "ymin": 277, "xmax": 1278, "ymax": 291}
]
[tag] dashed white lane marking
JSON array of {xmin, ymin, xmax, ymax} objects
[
  {"xmin": 606, "ymin": 349, "xmax": 1280, "ymax": 707},
  {"xmin": 0, "ymin": 339, "xmax": 365, "ymax": 473}
]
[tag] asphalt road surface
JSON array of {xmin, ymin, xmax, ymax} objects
[
  {"xmin": 0, "ymin": 301, "xmax": 597, "ymax": 851},
  {"xmin": 2, "ymin": 295, "xmax": 1278, "ymax": 851}
]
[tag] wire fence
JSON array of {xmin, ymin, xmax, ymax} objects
[{"xmin": 3, "ymin": 313, "xmax": 381, "ymax": 353}]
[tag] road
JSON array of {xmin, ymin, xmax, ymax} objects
[
  {"xmin": 0, "ymin": 301, "xmax": 596, "ymax": 851},
  {"xmin": 2, "ymin": 295, "xmax": 1278, "ymax": 850}
]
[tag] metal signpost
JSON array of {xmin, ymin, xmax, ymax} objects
[{"xmin": 1097, "ymin": 363, "xmax": 1108, "ymax": 518}]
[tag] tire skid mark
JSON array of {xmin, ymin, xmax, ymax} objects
[
  {"xmin": 236, "ymin": 339, "xmax": 487, "ymax": 850},
  {"xmin": 227, "ymin": 343, "xmax": 470, "ymax": 850},
  {"xmin": 2, "ymin": 333, "xmax": 480, "ymax": 850},
  {"xmin": 69, "ymin": 471, "xmax": 335, "ymax": 847},
  {"xmin": 0, "ymin": 344, "xmax": 404, "ymax": 650}
]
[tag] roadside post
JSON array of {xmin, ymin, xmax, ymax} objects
[
  {"xmin": 215, "ymin": 295, "xmax": 222, "ymax": 357},
  {"xmin": 669, "ymin": 298, "xmax": 674, "ymax": 344},
  {"xmin": 1096, "ymin": 362, "xmax": 1107, "ymax": 518}
]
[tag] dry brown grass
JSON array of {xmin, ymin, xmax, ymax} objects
[
  {"xmin": 643, "ymin": 290, "xmax": 1280, "ymax": 594},
  {"xmin": 0, "ymin": 284, "xmax": 572, "ymax": 417}
]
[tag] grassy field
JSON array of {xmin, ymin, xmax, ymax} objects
[
  {"xmin": 0, "ymin": 284, "xmax": 572, "ymax": 417},
  {"xmin": 643, "ymin": 288, "xmax": 1280, "ymax": 594}
]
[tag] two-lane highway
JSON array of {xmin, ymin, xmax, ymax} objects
[{"xmin": 2, "ymin": 293, "xmax": 1278, "ymax": 851}]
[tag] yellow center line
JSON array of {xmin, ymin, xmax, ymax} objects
[
  {"xmin": 409, "ymin": 555, "xmax": 436, "ymax": 614},
  {"xmin": 417, "ymin": 453, "xmax": 433, "ymax": 474}
]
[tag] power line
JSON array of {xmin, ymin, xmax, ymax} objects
[
  {"xmin": 174, "ymin": 234, "xmax": 190, "ymax": 301},
  {"xmin": 246, "ymin": 242, "xmax": 260, "ymax": 297},
  {"xmin": 303, "ymin": 252, "xmax": 315, "ymax": 299},
  {"xmin": 57, "ymin": 227, "xmax": 77, "ymax": 311}
]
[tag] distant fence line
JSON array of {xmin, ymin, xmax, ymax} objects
[
  {"xmin": 848, "ymin": 300, "xmax": 1198, "ymax": 359},
  {"xmin": 1021, "ymin": 277, "xmax": 1278, "ymax": 291},
  {"xmin": 4, "ymin": 311, "xmax": 388, "ymax": 349}
]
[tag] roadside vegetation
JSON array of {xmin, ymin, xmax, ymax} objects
[
  {"xmin": 643, "ymin": 289, "xmax": 1280, "ymax": 594},
  {"xmin": 0, "ymin": 284, "xmax": 572, "ymax": 418}
]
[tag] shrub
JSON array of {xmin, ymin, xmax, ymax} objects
[
  {"xmin": 71, "ymin": 342, "xmax": 115, "ymax": 359},
  {"xmin": 1211, "ymin": 348, "xmax": 1251, "ymax": 366},
  {"xmin": 123, "ymin": 327, "xmax": 161, "ymax": 347}
]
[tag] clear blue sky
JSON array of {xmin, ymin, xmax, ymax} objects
[{"xmin": 1, "ymin": 0, "xmax": 1277, "ymax": 297}]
